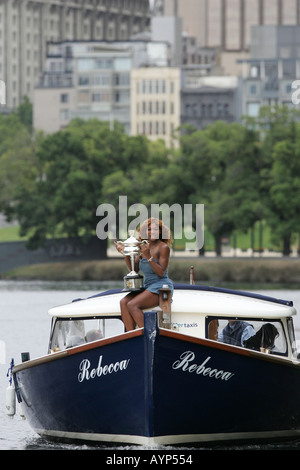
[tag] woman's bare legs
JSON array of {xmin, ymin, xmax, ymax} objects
[
  {"xmin": 120, "ymin": 293, "xmax": 138, "ymax": 332},
  {"xmin": 120, "ymin": 290, "xmax": 159, "ymax": 331},
  {"xmin": 127, "ymin": 290, "xmax": 159, "ymax": 329}
]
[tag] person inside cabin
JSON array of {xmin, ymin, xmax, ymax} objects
[
  {"xmin": 114, "ymin": 217, "xmax": 173, "ymax": 332},
  {"xmin": 85, "ymin": 329, "xmax": 104, "ymax": 342},
  {"xmin": 243, "ymin": 323, "xmax": 279, "ymax": 353},
  {"xmin": 219, "ymin": 320, "xmax": 255, "ymax": 347}
]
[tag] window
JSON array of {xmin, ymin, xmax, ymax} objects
[
  {"xmin": 249, "ymin": 84, "xmax": 257, "ymax": 95},
  {"xmin": 92, "ymin": 92, "xmax": 110, "ymax": 102},
  {"xmin": 61, "ymin": 93, "xmax": 69, "ymax": 103},
  {"xmin": 114, "ymin": 58, "xmax": 130, "ymax": 70},
  {"xmin": 78, "ymin": 75, "xmax": 89, "ymax": 86},
  {"xmin": 217, "ymin": 103, "xmax": 223, "ymax": 116},
  {"xmin": 114, "ymin": 90, "xmax": 129, "ymax": 102},
  {"xmin": 113, "ymin": 73, "xmax": 130, "ymax": 86},
  {"xmin": 49, "ymin": 317, "xmax": 124, "ymax": 352},
  {"xmin": 93, "ymin": 75, "xmax": 110, "ymax": 86},
  {"xmin": 247, "ymin": 102, "xmax": 260, "ymax": 117},
  {"xmin": 78, "ymin": 58, "xmax": 94, "ymax": 71},
  {"xmin": 60, "ymin": 109, "xmax": 69, "ymax": 120},
  {"xmin": 206, "ymin": 317, "xmax": 287, "ymax": 356}
]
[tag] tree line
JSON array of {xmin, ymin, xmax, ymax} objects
[{"xmin": 0, "ymin": 98, "xmax": 300, "ymax": 256}]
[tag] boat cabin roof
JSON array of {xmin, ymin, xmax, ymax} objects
[{"xmin": 48, "ymin": 284, "xmax": 296, "ymax": 320}]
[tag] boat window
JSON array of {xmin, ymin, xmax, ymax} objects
[
  {"xmin": 287, "ymin": 317, "xmax": 299, "ymax": 359},
  {"xmin": 206, "ymin": 317, "xmax": 287, "ymax": 355},
  {"xmin": 49, "ymin": 317, "xmax": 124, "ymax": 352}
]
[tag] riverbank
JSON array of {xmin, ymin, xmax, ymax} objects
[{"xmin": 3, "ymin": 257, "xmax": 300, "ymax": 289}]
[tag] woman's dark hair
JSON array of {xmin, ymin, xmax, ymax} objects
[
  {"xmin": 138, "ymin": 217, "xmax": 173, "ymax": 246},
  {"xmin": 244, "ymin": 323, "xmax": 279, "ymax": 351}
]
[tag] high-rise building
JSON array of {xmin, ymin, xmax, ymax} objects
[
  {"xmin": 238, "ymin": 25, "xmax": 300, "ymax": 117},
  {"xmin": 159, "ymin": 0, "xmax": 300, "ymax": 75},
  {"xmin": 0, "ymin": 0, "xmax": 151, "ymax": 109},
  {"xmin": 162, "ymin": 0, "xmax": 300, "ymax": 52}
]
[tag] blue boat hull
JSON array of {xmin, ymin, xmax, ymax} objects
[{"xmin": 13, "ymin": 312, "xmax": 300, "ymax": 445}]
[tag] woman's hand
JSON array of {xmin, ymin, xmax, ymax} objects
[
  {"xmin": 140, "ymin": 241, "xmax": 151, "ymax": 259},
  {"xmin": 114, "ymin": 240, "xmax": 124, "ymax": 255}
]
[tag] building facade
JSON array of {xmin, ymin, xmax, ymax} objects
[
  {"xmin": 34, "ymin": 39, "xmax": 172, "ymax": 135},
  {"xmin": 34, "ymin": 41, "xmax": 133, "ymax": 134},
  {"xmin": 131, "ymin": 67, "xmax": 181, "ymax": 148},
  {"xmin": 162, "ymin": 0, "xmax": 300, "ymax": 52},
  {"xmin": 0, "ymin": 0, "xmax": 150, "ymax": 109},
  {"xmin": 160, "ymin": 0, "xmax": 300, "ymax": 75},
  {"xmin": 181, "ymin": 76, "xmax": 238, "ymax": 130},
  {"xmin": 239, "ymin": 25, "xmax": 300, "ymax": 116}
]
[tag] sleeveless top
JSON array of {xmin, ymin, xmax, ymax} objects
[{"xmin": 139, "ymin": 258, "xmax": 173, "ymax": 298}]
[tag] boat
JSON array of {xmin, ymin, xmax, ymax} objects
[{"xmin": 8, "ymin": 282, "xmax": 300, "ymax": 446}]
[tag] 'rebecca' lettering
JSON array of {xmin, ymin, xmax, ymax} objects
[
  {"xmin": 78, "ymin": 355, "xmax": 130, "ymax": 382},
  {"xmin": 172, "ymin": 351, "xmax": 234, "ymax": 381}
]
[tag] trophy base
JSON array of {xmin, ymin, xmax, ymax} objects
[{"xmin": 122, "ymin": 273, "xmax": 144, "ymax": 292}]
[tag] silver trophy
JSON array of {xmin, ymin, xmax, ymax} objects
[{"xmin": 117, "ymin": 230, "xmax": 146, "ymax": 292}]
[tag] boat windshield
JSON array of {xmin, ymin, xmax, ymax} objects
[
  {"xmin": 49, "ymin": 317, "xmax": 124, "ymax": 353},
  {"xmin": 206, "ymin": 317, "xmax": 287, "ymax": 355}
]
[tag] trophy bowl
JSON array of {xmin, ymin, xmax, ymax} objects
[{"xmin": 117, "ymin": 231, "xmax": 145, "ymax": 292}]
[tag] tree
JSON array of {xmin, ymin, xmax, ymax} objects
[
  {"xmin": 11, "ymin": 119, "xmax": 158, "ymax": 248},
  {"xmin": 0, "ymin": 112, "xmax": 40, "ymax": 219},
  {"xmin": 13, "ymin": 96, "xmax": 33, "ymax": 132},
  {"xmin": 265, "ymin": 127, "xmax": 300, "ymax": 255},
  {"xmin": 174, "ymin": 121, "xmax": 261, "ymax": 255},
  {"xmin": 255, "ymin": 105, "xmax": 300, "ymax": 255}
]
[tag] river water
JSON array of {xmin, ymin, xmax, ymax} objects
[{"xmin": 1, "ymin": 280, "xmax": 300, "ymax": 451}]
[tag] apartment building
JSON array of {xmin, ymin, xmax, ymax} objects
[
  {"xmin": 239, "ymin": 25, "xmax": 300, "ymax": 116},
  {"xmin": 131, "ymin": 67, "xmax": 181, "ymax": 148},
  {"xmin": 0, "ymin": 0, "xmax": 150, "ymax": 109},
  {"xmin": 34, "ymin": 41, "xmax": 132, "ymax": 134},
  {"xmin": 34, "ymin": 39, "xmax": 171, "ymax": 135}
]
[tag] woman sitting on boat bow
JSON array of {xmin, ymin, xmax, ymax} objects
[{"xmin": 114, "ymin": 217, "xmax": 173, "ymax": 331}]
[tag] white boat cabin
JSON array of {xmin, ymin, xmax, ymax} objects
[{"xmin": 47, "ymin": 286, "xmax": 298, "ymax": 361}]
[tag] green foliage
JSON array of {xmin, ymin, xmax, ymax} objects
[{"xmin": 0, "ymin": 102, "xmax": 300, "ymax": 256}]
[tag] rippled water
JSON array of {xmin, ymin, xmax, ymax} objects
[{"xmin": 1, "ymin": 280, "xmax": 300, "ymax": 451}]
